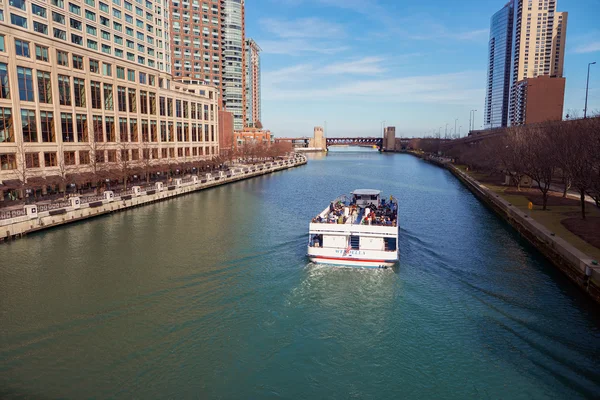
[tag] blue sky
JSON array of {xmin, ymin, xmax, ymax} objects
[{"xmin": 245, "ymin": 0, "xmax": 600, "ymax": 138}]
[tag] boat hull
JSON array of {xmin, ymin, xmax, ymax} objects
[{"xmin": 308, "ymin": 255, "xmax": 397, "ymax": 268}]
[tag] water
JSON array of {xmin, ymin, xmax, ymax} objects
[{"xmin": 1, "ymin": 151, "xmax": 599, "ymax": 399}]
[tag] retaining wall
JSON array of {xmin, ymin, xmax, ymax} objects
[{"xmin": 445, "ymin": 163, "xmax": 600, "ymax": 304}]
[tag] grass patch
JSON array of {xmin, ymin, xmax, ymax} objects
[{"xmin": 461, "ymin": 168, "xmax": 600, "ymax": 261}]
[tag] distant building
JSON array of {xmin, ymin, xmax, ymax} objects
[
  {"xmin": 245, "ymin": 39, "xmax": 261, "ymax": 128},
  {"xmin": 484, "ymin": 0, "xmax": 568, "ymax": 129},
  {"xmin": 234, "ymin": 128, "xmax": 271, "ymax": 149},
  {"xmin": 219, "ymin": 111, "xmax": 235, "ymax": 156}
]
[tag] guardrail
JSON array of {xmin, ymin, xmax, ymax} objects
[{"xmin": 0, "ymin": 158, "xmax": 307, "ymax": 226}]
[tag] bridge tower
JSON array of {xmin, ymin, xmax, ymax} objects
[
  {"xmin": 383, "ymin": 127, "xmax": 396, "ymax": 151},
  {"xmin": 310, "ymin": 126, "xmax": 326, "ymax": 150}
]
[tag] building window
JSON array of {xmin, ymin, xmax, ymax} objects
[
  {"xmin": 183, "ymin": 101, "xmax": 189, "ymax": 118},
  {"xmin": 9, "ymin": 0, "xmax": 27, "ymax": 11},
  {"xmin": 90, "ymin": 59, "xmax": 99, "ymax": 73},
  {"xmin": 149, "ymin": 93, "xmax": 156, "ymax": 115},
  {"xmin": 17, "ymin": 67, "xmax": 34, "ymax": 102},
  {"xmin": 139, "ymin": 72, "xmax": 147, "ymax": 84},
  {"xmin": 128, "ymin": 88, "xmax": 136, "ymax": 112},
  {"xmin": 36, "ymin": 71, "xmax": 52, "ymax": 104},
  {"xmin": 74, "ymin": 78, "xmax": 86, "ymax": 107},
  {"xmin": 159, "ymin": 96, "xmax": 165, "ymax": 116},
  {"xmin": 57, "ymin": 50, "xmax": 69, "ymax": 66},
  {"xmin": 90, "ymin": 81, "xmax": 101, "ymax": 109},
  {"xmin": 116, "ymin": 66, "xmax": 125, "ymax": 79},
  {"xmin": 141, "ymin": 119, "xmax": 148, "ymax": 142},
  {"xmin": 79, "ymin": 150, "xmax": 90, "ymax": 164},
  {"xmin": 64, "ymin": 151, "xmax": 76, "ymax": 165},
  {"xmin": 92, "ymin": 115, "xmax": 103, "ymax": 142},
  {"xmin": 54, "ymin": 28, "xmax": 67, "ymax": 40},
  {"xmin": 101, "ymin": 44, "xmax": 111, "ymax": 54},
  {"xmin": 70, "ymin": 18, "xmax": 82, "ymax": 31},
  {"xmin": 71, "ymin": 34, "xmax": 83, "ymax": 46},
  {"xmin": 140, "ymin": 91, "xmax": 147, "ymax": 114},
  {"xmin": 10, "ymin": 13, "xmax": 27, "ymax": 28},
  {"xmin": 129, "ymin": 118, "xmax": 137, "ymax": 142},
  {"xmin": 117, "ymin": 86, "xmax": 126, "ymax": 111},
  {"xmin": 103, "ymin": 83, "xmax": 113, "ymax": 110},
  {"xmin": 44, "ymin": 152, "xmax": 57, "ymax": 167},
  {"xmin": 15, "ymin": 39, "xmax": 30, "ymax": 57},
  {"xmin": 102, "ymin": 63, "xmax": 112, "ymax": 76},
  {"xmin": 119, "ymin": 117, "xmax": 128, "ymax": 141},
  {"xmin": 87, "ymin": 39, "xmax": 98, "ymax": 50},
  {"xmin": 107, "ymin": 149, "xmax": 116, "ymax": 162},
  {"xmin": 58, "ymin": 75, "xmax": 71, "ymax": 106},
  {"xmin": 68, "ymin": 2, "xmax": 81, "ymax": 15},
  {"xmin": 32, "ymin": 4, "xmax": 46, "ymax": 17},
  {"xmin": 40, "ymin": 111, "xmax": 55, "ymax": 142},
  {"xmin": 0, "ymin": 36, "xmax": 4, "ymax": 52},
  {"xmin": 0, "ymin": 63, "xmax": 10, "ymax": 99},
  {"xmin": 127, "ymin": 69, "xmax": 135, "ymax": 82},
  {"xmin": 0, "ymin": 154, "xmax": 17, "ymax": 170},
  {"xmin": 167, "ymin": 98, "xmax": 173, "ymax": 117},
  {"xmin": 87, "ymin": 25, "xmax": 97, "ymax": 36},
  {"xmin": 35, "ymin": 46, "xmax": 49, "ymax": 62},
  {"xmin": 72, "ymin": 54, "xmax": 83, "ymax": 70},
  {"xmin": 61, "ymin": 113, "xmax": 74, "ymax": 142},
  {"xmin": 176, "ymin": 100, "xmax": 182, "ymax": 118},
  {"xmin": 21, "ymin": 109, "xmax": 37, "ymax": 142},
  {"xmin": 76, "ymin": 114, "xmax": 87, "ymax": 142},
  {"xmin": 25, "ymin": 153, "xmax": 40, "ymax": 168},
  {"xmin": 34, "ymin": 22, "xmax": 49, "ymax": 35},
  {"xmin": 85, "ymin": 9, "xmax": 96, "ymax": 21},
  {"xmin": 0, "ymin": 107, "xmax": 13, "ymax": 143},
  {"xmin": 105, "ymin": 116, "xmax": 115, "ymax": 142},
  {"xmin": 99, "ymin": 2, "xmax": 109, "ymax": 12}
]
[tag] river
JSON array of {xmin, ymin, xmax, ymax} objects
[{"xmin": 0, "ymin": 150, "xmax": 599, "ymax": 399}]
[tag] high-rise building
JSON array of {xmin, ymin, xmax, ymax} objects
[
  {"xmin": 245, "ymin": 38, "xmax": 260, "ymax": 128},
  {"xmin": 169, "ymin": 0, "xmax": 224, "ymax": 90},
  {"xmin": 0, "ymin": 0, "xmax": 220, "ymax": 190},
  {"xmin": 485, "ymin": 2, "xmax": 514, "ymax": 129},
  {"xmin": 223, "ymin": 0, "xmax": 245, "ymax": 130},
  {"xmin": 484, "ymin": 0, "xmax": 568, "ymax": 128}
]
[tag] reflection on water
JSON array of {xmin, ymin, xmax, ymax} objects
[{"xmin": 0, "ymin": 152, "xmax": 599, "ymax": 399}]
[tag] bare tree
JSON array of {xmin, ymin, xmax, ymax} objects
[
  {"xmin": 520, "ymin": 124, "xmax": 554, "ymax": 210},
  {"xmin": 496, "ymin": 127, "xmax": 527, "ymax": 190}
]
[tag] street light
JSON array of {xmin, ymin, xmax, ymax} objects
[
  {"xmin": 584, "ymin": 61, "xmax": 596, "ymax": 118},
  {"xmin": 470, "ymin": 109, "xmax": 477, "ymax": 132},
  {"xmin": 454, "ymin": 118, "xmax": 458, "ymax": 138}
]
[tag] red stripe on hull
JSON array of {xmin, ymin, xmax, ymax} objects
[{"xmin": 311, "ymin": 255, "xmax": 395, "ymax": 263}]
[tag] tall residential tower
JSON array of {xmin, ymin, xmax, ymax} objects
[
  {"xmin": 484, "ymin": 0, "xmax": 568, "ymax": 128},
  {"xmin": 222, "ymin": 0, "xmax": 245, "ymax": 130},
  {"xmin": 245, "ymin": 38, "xmax": 260, "ymax": 128}
]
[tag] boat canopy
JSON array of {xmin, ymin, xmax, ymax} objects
[{"xmin": 351, "ymin": 189, "xmax": 381, "ymax": 196}]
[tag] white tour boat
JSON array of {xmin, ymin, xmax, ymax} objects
[{"xmin": 307, "ymin": 189, "xmax": 399, "ymax": 268}]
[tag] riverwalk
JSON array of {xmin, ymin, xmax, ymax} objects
[
  {"xmin": 409, "ymin": 151, "xmax": 600, "ymax": 304},
  {"xmin": 0, "ymin": 155, "xmax": 307, "ymax": 243}
]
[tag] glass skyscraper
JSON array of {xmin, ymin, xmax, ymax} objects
[{"xmin": 484, "ymin": 2, "xmax": 514, "ymax": 129}]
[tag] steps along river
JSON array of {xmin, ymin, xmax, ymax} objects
[{"xmin": 0, "ymin": 149, "xmax": 599, "ymax": 399}]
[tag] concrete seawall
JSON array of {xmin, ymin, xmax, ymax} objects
[
  {"xmin": 414, "ymin": 152, "xmax": 600, "ymax": 304},
  {"xmin": 0, "ymin": 157, "xmax": 307, "ymax": 243}
]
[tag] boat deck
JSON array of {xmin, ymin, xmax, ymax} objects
[{"xmin": 312, "ymin": 196, "xmax": 398, "ymax": 227}]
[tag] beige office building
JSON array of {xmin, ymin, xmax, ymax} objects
[{"xmin": 0, "ymin": 0, "xmax": 220, "ymax": 192}]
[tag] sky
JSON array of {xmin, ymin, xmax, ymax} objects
[{"xmin": 244, "ymin": 0, "xmax": 600, "ymax": 138}]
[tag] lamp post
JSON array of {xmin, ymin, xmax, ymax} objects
[
  {"xmin": 454, "ymin": 118, "xmax": 458, "ymax": 138},
  {"xmin": 470, "ymin": 109, "xmax": 477, "ymax": 132},
  {"xmin": 584, "ymin": 61, "xmax": 596, "ymax": 118}
]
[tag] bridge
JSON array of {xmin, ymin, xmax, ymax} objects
[{"xmin": 326, "ymin": 137, "xmax": 383, "ymax": 150}]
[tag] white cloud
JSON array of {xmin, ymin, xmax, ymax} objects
[
  {"xmin": 261, "ymin": 17, "xmax": 345, "ymax": 39},
  {"xmin": 263, "ymin": 70, "xmax": 484, "ymax": 105},
  {"xmin": 573, "ymin": 41, "xmax": 600, "ymax": 54},
  {"xmin": 260, "ymin": 39, "xmax": 349, "ymax": 55}
]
